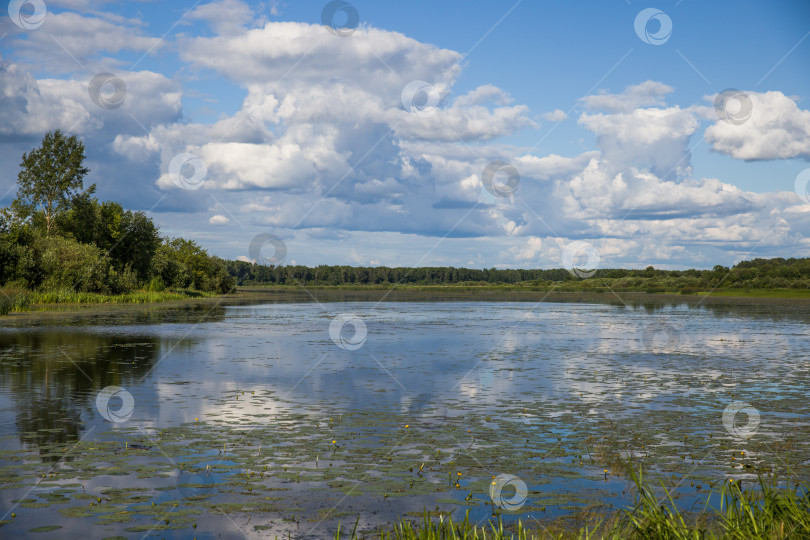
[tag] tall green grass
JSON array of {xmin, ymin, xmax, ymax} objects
[
  {"xmin": 0, "ymin": 287, "xmax": 32, "ymax": 316},
  {"xmin": 240, "ymin": 284, "xmax": 810, "ymax": 299},
  {"xmin": 0, "ymin": 287, "xmax": 218, "ymax": 314},
  {"xmin": 335, "ymin": 512, "xmax": 536, "ymax": 540},
  {"xmin": 334, "ymin": 470, "xmax": 810, "ymax": 539},
  {"xmin": 27, "ymin": 289, "xmax": 216, "ymax": 305},
  {"xmin": 716, "ymin": 474, "xmax": 810, "ymax": 539}
]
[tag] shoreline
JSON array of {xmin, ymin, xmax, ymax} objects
[
  {"xmin": 237, "ymin": 284, "xmax": 810, "ymax": 299},
  {"xmin": 3, "ymin": 286, "xmax": 809, "ymax": 326}
]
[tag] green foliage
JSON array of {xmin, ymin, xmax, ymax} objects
[
  {"xmin": 13, "ymin": 130, "xmax": 92, "ymax": 234},
  {"xmin": 619, "ymin": 467, "xmax": 703, "ymax": 539},
  {"xmin": 0, "ymin": 207, "xmax": 33, "ymax": 284},
  {"xmin": 35, "ymin": 235, "xmax": 133, "ymax": 294},
  {"xmin": 335, "ymin": 511, "xmax": 532, "ymax": 540},
  {"xmin": 0, "ymin": 287, "xmax": 32, "ymax": 316},
  {"xmin": 224, "ymin": 262, "xmax": 582, "ymax": 287},
  {"xmin": 57, "ymin": 197, "xmax": 161, "ymax": 281},
  {"xmin": 146, "ymin": 277, "xmax": 166, "ymax": 292},
  {"xmin": 26, "ymin": 288, "xmax": 214, "ymax": 305},
  {"xmin": 333, "ymin": 471, "xmax": 810, "ymax": 539},
  {"xmin": 225, "ymin": 258, "xmax": 810, "ymax": 292},
  {"xmin": 152, "ymin": 239, "xmax": 234, "ymax": 293},
  {"xmin": 0, "ymin": 130, "xmax": 234, "ymax": 307}
]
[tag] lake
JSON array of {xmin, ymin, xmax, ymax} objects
[{"xmin": 1, "ymin": 293, "xmax": 809, "ymax": 538}]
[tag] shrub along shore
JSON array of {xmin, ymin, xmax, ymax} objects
[{"xmin": 1, "ymin": 130, "xmax": 233, "ymax": 316}]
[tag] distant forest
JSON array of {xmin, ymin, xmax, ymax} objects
[{"xmin": 225, "ymin": 257, "xmax": 810, "ymax": 291}]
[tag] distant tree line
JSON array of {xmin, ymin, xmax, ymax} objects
[
  {"xmin": 225, "ymin": 262, "xmax": 574, "ymax": 286},
  {"xmin": 0, "ymin": 130, "xmax": 234, "ymax": 294},
  {"xmin": 225, "ymin": 259, "xmax": 810, "ymax": 290}
]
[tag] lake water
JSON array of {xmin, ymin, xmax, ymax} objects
[{"xmin": 1, "ymin": 295, "xmax": 809, "ymax": 538}]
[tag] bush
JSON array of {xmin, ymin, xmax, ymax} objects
[
  {"xmin": 149, "ymin": 239, "xmax": 235, "ymax": 293},
  {"xmin": 146, "ymin": 277, "xmax": 166, "ymax": 292},
  {"xmin": 37, "ymin": 235, "xmax": 122, "ymax": 294}
]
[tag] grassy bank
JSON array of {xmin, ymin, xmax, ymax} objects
[
  {"xmin": 3, "ymin": 283, "xmax": 809, "ymax": 319},
  {"xmin": 339, "ymin": 472, "xmax": 810, "ymax": 539},
  {"xmin": 0, "ymin": 287, "xmax": 219, "ymax": 316},
  {"xmin": 240, "ymin": 283, "xmax": 810, "ymax": 300}
]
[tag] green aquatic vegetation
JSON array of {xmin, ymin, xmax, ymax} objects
[
  {"xmin": 717, "ymin": 475, "xmax": 810, "ymax": 539},
  {"xmin": 27, "ymin": 525, "xmax": 63, "ymax": 532},
  {"xmin": 58, "ymin": 505, "xmax": 97, "ymax": 519},
  {"xmin": 332, "ymin": 471, "xmax": 810, "ymax": 539},
  {"xmin": 94, "ymin": 511, "xmax": 134, "ymax": 525},
  {"xmin": 0, "ymin": 287, "xmax": 31, "ymax": 315},
  {"xmin": 19, "ymin": 501, "xmax": 52, "ymax": 509},
  {"xmin": 22, "ymin": 289, "xmax": 219, "ymax": 308},
  {"xmin": 1, "ymin": 377, "xmax": 808, "ymax": 537}
]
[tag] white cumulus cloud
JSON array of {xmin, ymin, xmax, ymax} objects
[
  {"xmin": 704, "ymin": 91, "xmax": 810, "ymax": 161},
  {"xmin": 209, "ymin": 214, "xmax": 230, "ymax": 225}
]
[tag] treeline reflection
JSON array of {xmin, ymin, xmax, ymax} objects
[{"xmin": 0, "ymin": 332, "xmax": 164, "ymax": 461}]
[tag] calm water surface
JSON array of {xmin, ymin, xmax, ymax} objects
[{"xmin": 1, "ymin": 297, "xmax": 808, "ymax": 538}]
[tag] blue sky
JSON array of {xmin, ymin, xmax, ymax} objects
[{"xmin": 2, "ymin": 0, "xmax": 809, "ymax": 269}]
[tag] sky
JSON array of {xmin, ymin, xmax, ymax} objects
[{"xmin": 1, "ymin": 0, "xmax": 809, "ymax": 270}]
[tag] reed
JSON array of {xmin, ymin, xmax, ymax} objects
[
  {"xmin": 0, "ymin": 287, "xmax": 32, "ymax": 315},
  {"xmin": 0, "ymin": 288, "xmax": 217, "ymax": 313},
  {"xmin": 334, "ymin": 470, "xmax": 810, "ymax": 540}
]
